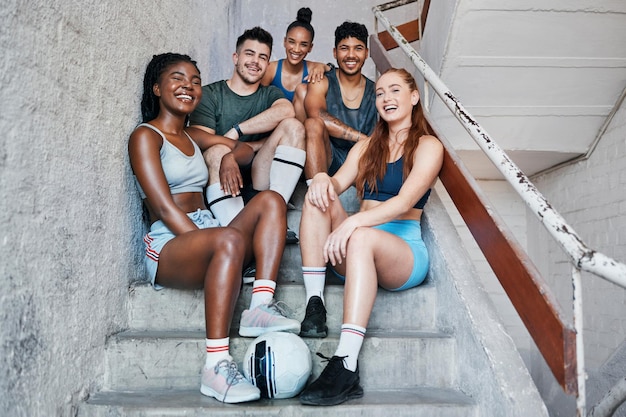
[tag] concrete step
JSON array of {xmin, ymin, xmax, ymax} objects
[
  {"xmin": 128, "ymin": 281, "xmax": 438, "ymax": 333},
  {"xmin": 104, "ymin": 329, "xmax": 456, "ymax": 391},
  {"xmin": 80, "ymin": 387, "xmax": 477, "ymax": 417}
]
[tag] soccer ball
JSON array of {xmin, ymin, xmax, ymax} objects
[{"xmin": 242, "ymin": 331, "xmax": 312, "ymax": 399}]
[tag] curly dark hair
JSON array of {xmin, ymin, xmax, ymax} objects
[
  {"xmin": 140, "ymin": 53, "xmax": 199, "ymax": 123},
  {"xmin": 286, "ymin": 7, "xmax": 315, "ymax": 41},
  {"xmin": 334, "ymin": 21, "xmax": 368, "ymax": 48},
  {"xmin": 236, "ymin": 26, "xmax": 274, "ymax": 55}
]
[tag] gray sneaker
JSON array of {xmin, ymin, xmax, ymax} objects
[
  {"xmin": 200, "ymin": 360, "xmax": 260, "ymax": 403},
  {"xmin": 239, "ymin": 300, "xmax": 301, "ymax": 337}
]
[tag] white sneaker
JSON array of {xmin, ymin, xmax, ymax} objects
[
  {"xmin": 200, "ymin": 360, "xmax": 260, "ymax": 403},
  {"xmin": 239, "ymin": 300, "xmax": 301, "ymax": 337}
]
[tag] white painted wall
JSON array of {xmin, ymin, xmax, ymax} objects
[{"xmin": 0, "ymin": 1, "xmax": 233, "ymax": 415}]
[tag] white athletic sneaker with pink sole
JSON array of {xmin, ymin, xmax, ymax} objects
[
  {"xmin": 239, "ymin": 300, "xmax": 301, "ymax": 337},
  {"xmin": 200, "ymin": 360, "xmax": 260, "ymax": 403}
]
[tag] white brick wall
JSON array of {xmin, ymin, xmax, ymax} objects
[
  {"xmin": 436, "ymin": 98, "xmax": 626, "ymax": 414},
  {"xmin": 529, "ymin": 99, "xmax": 626, "ymax": 414}
]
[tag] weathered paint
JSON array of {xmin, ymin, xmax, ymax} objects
[{"xmin": 372, "ymin": 7, "xmax": 626, "ymax": 290}]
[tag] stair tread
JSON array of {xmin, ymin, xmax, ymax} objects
[
  {"xmin": 85, "ymin": 387, "xmax": 476, "ymax": 414},
  {"xmin": 113, "ymin": 328, "xmax": 451, "ymax": 340}
]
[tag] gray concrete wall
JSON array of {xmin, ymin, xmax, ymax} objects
[
  {"xmin": 236, "ymin": 0, "xmax": 402, "ymax": 82},
  {"xmin": 0, "ymin": 1, "xmax": 232, "ymax": 415}
]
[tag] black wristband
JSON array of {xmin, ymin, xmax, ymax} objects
[{"xmin": 233, "ymin": 123, "xmax": 243, "ymax": 138}]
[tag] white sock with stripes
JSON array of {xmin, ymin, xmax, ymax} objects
[
  {"xmin": 205, "ymin": 337, "xmax": 231, "ymax": 368},
  {"xmin": 269, "ymin": 145, "xmax": 306, "ymax": 204},
  {"xmin": 302, "ymin": 266, "xmax": 326, "ymax": 304},
  {"xmin": 249, "ymin": 279, "xmax": 276, "ymax": 309},
  {"xmin": 206, "ymin": 183, "xmax": 244, "ymax": 226},
  {"xmin": 334, "ymin": 324, "xmax": 366, "ymax": 372}
]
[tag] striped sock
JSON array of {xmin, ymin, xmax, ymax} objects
[
  {"xmin": 334, "ymin": 324, "xmax": 366, "ymax": 372},
  {"xmin": 250, "ymin": 279, "xmax": 276, "ymax": 309},
  {"xmin": 302, "ymin": 266, "xmax": 326, "ymax": 304},
  {"xmin": 205, "ymin": 337, "xmax": 231, "ymax": 368}
]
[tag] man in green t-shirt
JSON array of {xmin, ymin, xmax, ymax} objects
[{"xmin": 190, "ymin": 27, "xmax": 306, "ymax": 238}]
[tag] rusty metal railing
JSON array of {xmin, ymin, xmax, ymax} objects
[{"xmin": 372, "ymin": 2, "xmax": 626, "ymax": 416}]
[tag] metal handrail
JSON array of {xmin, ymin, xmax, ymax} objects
[{"xmin": 372, "ymin": 3, "xmax": 626, "ymax": 416}]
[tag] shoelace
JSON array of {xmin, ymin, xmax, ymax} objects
[
  {"xmin": 306, "ymin": 299, "xmax": 326, "ymax": 315},
  {"xmin": 315, "ymin": 352, "xmax": 349, "ymax": 377},
  {"xmin": 266, "ymin": 299, "xmax": 294, "ymax": 318},
  {"xmin": 214, "ymin": 359, "xmax": 246, "ymax": 402}
]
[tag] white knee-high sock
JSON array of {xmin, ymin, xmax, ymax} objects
[
  {"xmin": 270, "ymin": 145, "xmax": 306, "ymax": 203},
  {"xmin": 250, "ymin": 279, "xmax": 276, "ymax": 309},
  {"xmin": 334, "ymin": 324, "xmax": 366, "ymax": 372},
  {"xmin": 206, "ymin": 183, "xmax": 244, "ymax": 226},
  {"xmin": 302, "ymin": 266, "xmax": 326, "ymax": 304},
  {"xmin": 205, "ymin": 337, "xmax": 231, "ymax": 368}
]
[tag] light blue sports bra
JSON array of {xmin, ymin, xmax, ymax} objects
[{"xmin": 134, "ymin": 123, "xmax": 209, "ymax": 199}]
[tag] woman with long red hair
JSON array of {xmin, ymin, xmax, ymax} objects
[{"xmin": 298, "ymin": 68, "xmax": 444, "ymax": 406}]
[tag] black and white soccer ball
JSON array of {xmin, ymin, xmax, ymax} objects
[{"xmin": 243, "ymin": 331, "xmax": 312, "ymax": 399}]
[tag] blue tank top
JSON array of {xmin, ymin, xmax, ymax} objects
[
  {"xmin": 133, "ymin": 123, "xmax": 209, "ymax": 199},
  {"xmin": 269, "ymin": 59, "xmax": 309, "ymax": 101},
  {"xmin": 362, "ymin": 156, "xmax": 431, "ymax": 209},
  {"xmin": 325, "ymin": 69, "xmax": 377, "ymax": 150}
]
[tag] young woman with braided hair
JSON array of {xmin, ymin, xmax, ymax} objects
[{"xmin": 129, "ymin": 53, "xmax": 300, "ymax": 404}]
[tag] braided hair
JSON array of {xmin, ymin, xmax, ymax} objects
[
  {"xmin": 140, "ymin": 53, "xmax": 199, "ymax": 123},
  {"xmin": 286, "ymin": 7, "xmax": 315, "ymax": 41}
]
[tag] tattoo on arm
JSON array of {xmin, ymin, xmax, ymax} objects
[{"xmin": 320, "ymin": 110, "xmax": 361, "ymax": 142}]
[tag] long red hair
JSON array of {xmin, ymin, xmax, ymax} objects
[{"xmin": 356, "ymin": 68, "xmax": 434, "ymax": 198}]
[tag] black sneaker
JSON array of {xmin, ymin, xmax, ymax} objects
[
  {"xmin": 286, "ymin": 228, "xmax": 299, "ymax": 244},
  {"xmin": 300, "ymin": 296, "xmax": 328, "ymax": 338},
  {"xmin": 299, "ymin": 354, "xmax": 363, "ymax": 406},
  {"xmin": 242, "ymin": 263, "xmax": 255, "ymax": 284}
]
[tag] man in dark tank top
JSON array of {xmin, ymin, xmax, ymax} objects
[{"xmin": 301, "ymin": 21, "xmax": 377, "ymax": 181}]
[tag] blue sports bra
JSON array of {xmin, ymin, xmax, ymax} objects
[
  {"xmin": 134, "ymin": 123, "xmax": 209, "ymax": 199},
  {"xmin": 362, "ymin": 156, "xmax": 431, "ymax": 209},
  {"xmin": 269, "ymin": 59, "xmax": 309, "ymax": 101}
]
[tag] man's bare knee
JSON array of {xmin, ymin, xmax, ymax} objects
[{"xmin": 276, "ymin": 118, "xmax": 305, "ymax": 148}]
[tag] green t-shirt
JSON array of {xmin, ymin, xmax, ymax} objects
[{"xmin": 189, "ymin": 80, "xmax": 285, "ymax": 143}]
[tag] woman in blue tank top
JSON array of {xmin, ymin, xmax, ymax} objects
[
  {"xmin": 128, "ymin": 53, "xmax": 301, "ymax": 404},
  {"xmin": 298, "ymin": 68, "xmax": 444, "ymax": 406},
  {"xmin": 261, "ymin": 7, "xmax": 330, "ymax": 121}
]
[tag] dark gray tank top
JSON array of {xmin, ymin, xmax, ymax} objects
[{"xmin": 325, "ymin": 69, "xmax": 377, "ymax": 150}]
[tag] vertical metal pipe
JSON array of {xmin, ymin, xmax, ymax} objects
[{"xmin": 573, "ymin": 267, "xmax": 586, "ymax": 416}]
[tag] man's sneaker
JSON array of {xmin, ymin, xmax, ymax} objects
[
  {"xmin": 300, "ymin": 296, "xmax": 328, "ymax": 338},
  {"xmin": 286, "ymin": 228, "xmax": 299, "ymax": 244},
  {"xmin": 239, "ymin": 300, "xmax": 301, "ymax": 337},
  {"xmin": 200, "ymin": 359, "xmax": 261, "ymax": 403},
  {"xmin": 299, "ymin": 354, "xmax": 363, "ymax": 406},
  {"xmin": 242, "ymin": 263, "xmax": 255, "ymax": 284}
]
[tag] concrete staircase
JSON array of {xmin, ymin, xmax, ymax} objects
[{"xmin": 78, "ymin": 184, "xmax": 547, "ymax": 416}]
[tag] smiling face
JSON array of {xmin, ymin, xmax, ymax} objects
[
  {"xmin": 333, "ymin": 36, "xmax": 368, "ymax": 76},
  {"xmin": 375, "ymin": 71, "xmax": 419, "ymax": 124},
  {"xmin": 233, "ymin": 39, "xmax": 271, "ymax": 85},
  {"xmin": 153, "ymin": 61, "xmax": 202, "ymax": 115},
  {"xmin": 283, "ymin": 26, "xmax": 313, "ymax": 66}
]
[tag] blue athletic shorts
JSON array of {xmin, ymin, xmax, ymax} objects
[
  {"xmin": 331, "ymin": 219, "xmax": 428, "ymax": 291},
  {"xmin": 143, "ymin": 209, "xmax": 219, "ymax": 289}
]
